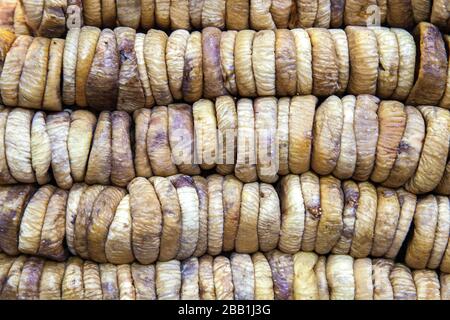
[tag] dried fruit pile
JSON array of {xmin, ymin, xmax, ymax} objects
[
  {"xmin": 2, "ymin": 23, "xmax": 450, "ymax": 111},
  {"xmin": 1, "ymin": 96, "xmax": 449, "ymax": 195},
  {"xmin": 1, "ymin": 173, "xmax": 450, "ymax": 273},
  {"xmin": 13, "ymin": 0, "xmax": 450, "ymax": 37},
  {"xmin": 0, "ymin": 251, "xmax": 449, "ymax": 300}
]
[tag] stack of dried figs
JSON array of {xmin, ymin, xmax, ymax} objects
[{"xmin": 1, "ymin": 0, "xmax": 450, "ymax": 300}]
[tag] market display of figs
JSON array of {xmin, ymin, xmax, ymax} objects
[{"xmin": 1, "ymin": 0, "xmax": 450, "ymax": 301}]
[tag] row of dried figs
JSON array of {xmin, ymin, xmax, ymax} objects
[
  {"xmin": 1, "ymin": 95, "xmax": 450, "ymax": 195},
  {"xmin": 2, "ymin": 172, "xmax": 450, "ymax": 273},
  {"xmin": 2, "ymin": 22, "xmax": 450, "ymax": 111},
  {"xmin": 1, "ymin": 252, "xmax": 449, "ymax": 300},
  {"xmin": 14, "ymin": 0, "xmax": 450, "ymax": 38}
]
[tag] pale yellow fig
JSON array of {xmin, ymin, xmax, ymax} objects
[
  {"xmin": 254, "ymin": 97, "xmax": 278, "ymax": 183},
  {"xmin": 202, "ymin": 0, "xmax": 226, "ymax": 29},
  {"xmin": 105, "ymin": 194, "xmax": 134, "ymax": 264},
  {"xmin": 170, "ymin": 175, "xmax": 199, "ymax": 261},
  {"xmin": 293, "ymin": 252, "xmax": 319, "ymax": 300},
  {"xmin": 333, "ymin": 95, "xmax": 356, "ymax": 179},
  {"xmin": 133, "ymin": 109, "xmax": 152, "ymax": 177},
  {"xmin": 30, "ymin": 111, "xmax": 52, "ymax": 185},
  {"xmin": 166, "ymin": 30, "xmax": 189, "ymax": 100},
  {"xmin": 354, "ymin": 258, "xmax": 373, "ymax": 300},
  {"xmin": 18, "ymin": 37, "xmax": 50, "ymax": 109},
  {"xmin": 300, "ymin": 172, "xmax": 321, "ymax": 252},
  {"xmin": 307, "ymin": 28, "xmax": 339, "ymax": 96},
  {"xmin": 235, "ymin": 98, "xmax": 257, "ymax": 182},
  {"xmin": 389, "ymin": 28, "xmax": 416, "ymax": 101},
  {"xmin": 311, "ymin": 95, "xmax": 343, "ymax": 175},
  {"xmin": 288, "ymin": 95, "xmax": 317, "ymax": 174},
  {"xmin": 111, "ymin": 111, "xmax": 135, "ymax": 187},
  {"xmin": 215, "ymin": 96, "xmax": 237, "ymax": 175},
  {"xmin": 350, "ymin": 182, "xmax": 377, "ymax": 258},
  {"xmin": 441, "ymin": 274, "xmax": 450, "ymax": 300},
  {"xmin": 37, "ymin": 0, "xmax": 67, "ymax": 38},
  {"xmin": 329, "ymin": 29, "xmax": 349, "ymax": 94},
  {"xmin": 326, "ymin": 255, "xmax": 355, "ymax": 300},
  {"xmin": 39, "ymin": 261, "xmax": 65, "ymax": 299},
  {"xmin": 427, "ymin": 196, "xmax": 450, "ymax": 269},
  {"xmin": 373, "ymin": 258, "xmax": 394, "ymax": 300},
  {"xmin": 252, "ymin": 252, "xmax": 274, "ymax": 300},
  {"xmin": 85, "ymin": 111, "xmax": 112, "ymax": 185},
  {"xmin": 385, "ymin": 189, "xmax": 416, "ymax": 259},
  {"xmin": 332, "ymin": 180, "xmax": 358, "ymax": 255},
  {"xmin": 234, "ymin": 30, "xmax": 256, "ymax": 97},
  {"xmin": 352, "ymin": 94, "xmax": 379, "ymax": 181},
  {"xmin": 252, "ymin": 30, "xmax": 276, "ymax": 96},
  {"xmin": 220, "ymin": 31, "xmax": 238, "ymax": 96},
  {"xmin": 18, "ymin": 185, "xmax": 56, "ymax": 255},
  {"xmin": 279, "ymin": 175, "xmax": 305, "ymax": 254},
  {"xmin": 21, "ymin": 0, "xmax": 44, "ymax": 32},
  {"xmin": 61, "ymin": 257, "xmax": 84, "ymax": 300},
  {"xmin": 371, "ymin": 188, "xmax": 400, "ymax": 257},
  {"xmin": 192, "ymin": 176, "xmax": 209, "ymax": 257},
  {"xmin": 207, "ymin": 174, "xmax": 224, "ymax": 255},
  {"xmin": 65, "ymin": 183, "xmax": 88, "ymax": 256},
  {"xmin": 371, "ymin": 27, "xmax": 399, "ymax": 99},
  {"xmin": 117, "ymin": 264, "xmax": 136, "ymax": 300},
  {"xmin": 257, "ymin": 183, "xmax": 280, "ymax": 252},
  {"xmin": 83, "ymin": 261, "xmax": 102, "ymax": 300},
  {"xmin": 150, "ymin": 176, "xmax": 181, "ymax": 261},
  {"xmin": 291, "ymin": 29, "xmax": 313, "ymax": 95},
  {"xmin": 406, "ymin": 106, "xmax": 449, "ymax": 194},
  {"xmin": 134, "ymin": 33, "xmax": 154, "ymax": 107},
  {"xmin": 382, "ymin": 106, "xmax": 425, "ymax": 188},
  {"xmin": 235, "ymin": 182, "xmax": 259, "ymax": 253},
  {"xmin": 405, "ymin": 195, "xmax": 438, "ymax": 269},
  {"xmin": 62, "ymin": 28, "xmax": 80, "ymax": 106},
  {"xmin": 344, "ymin": 0, "xmax": 378, "ymax": 26},
  {"xmin": 390, "ymin": 263, "xmax": 417, "ymax": 300},
  {"xmin": 315, "ymin": 176, "xmax": 344, "ymax": 254},
  {"xmin": 0, "ymin": 35, "xmax": 33, "ymax": 107},
  {"xmin": 156, "ymin": 260, "xmax": 181, "ymax": 300},
  {"xmin": 144, "ymin": 29, "xmax": 172, "ymax": 105},
  {"xmin": 193, "ymin": 99, "xmax": 217, "ymax": 170},
  {"xmin": 222, "ymin": 175, "xmax": 243, "ymax": 252},
  {"xmin": 0, "ymin": 108, "xmax": 16, "ymax": 184},
  {"xmin": 314, "ymin": 256, "xmax": 329, "ymax": 300},
  {"xmin": 371, "ymin": 101, "xmax": 406, "ymax": 183},
  {"xmin": 67, "ymin": 110, "xmax": 96, "ymax": 182},
  {"xmin": 5, "ymin": 108, "xmax": 35, "ymax": 183},
  {"xmin": 296, "ymin": 0, "xmax": 318, "ymax": 27},
  {"xmin": 270, "ymin": 0, "xmax": 292, "ymax": 28},
  {"xmin": 277, "ymin": 98, "xmax": 290, "ymax": 176},
  {"xmin": 413, "ymin": 270, "xmax": 441, "ymax": 300},
  {"xmin": 75, "ymin": 26, "xmax": 101, "ymax": 108},
  {"xmin": 86, "ymin": 186, "xmax": 126, "ymax": 263},
  {"xmin": 0, "ymin": 255, "xmax": 27, "ymax": 299},
  {"xmin": 42, "ymin": 38, "xmax": 64, "ymax": 111},
  {"xmin": 213, "ymin": 256, "xmax": 234, "ymax": 300},
  {"xmin": 249, "ymin": 0, "xmax": 276, "ymax": 30},
  {"xmin": 99, "ymin": 264, "xmax": 119, "ymax": 300},
  {"xmin": 346, "ymin": 26, "xmax": 379, "ymax": 95},
  {"xmin": 47, "ymin": 112, "xmax": 73, "ymax": 189}
]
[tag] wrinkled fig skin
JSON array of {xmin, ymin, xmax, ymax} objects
[
  {"xmin": 111, "ymin": 111, "xmax": 135, "ymax": 187},
  {"xmin": 86, "ymin": 28, "xmax": 120, "ymax": 111},
  {"xmin": 202, "ymin": 27, "xmax": 227, "ymax": 99}
]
